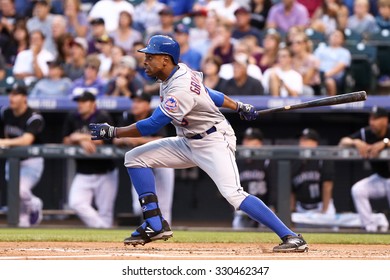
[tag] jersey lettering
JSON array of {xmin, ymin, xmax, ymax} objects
[{"xmin": 190, "ymin": 72, "xmax": 201, "ymax": 95}]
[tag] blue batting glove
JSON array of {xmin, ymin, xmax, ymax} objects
[
  {"xmin": 89, "ymin": 123, "xmax": 116, "ymax": 140},
  {"xmin": 237, "ymin": 102, "xmax": 257, "ymax": 121}
]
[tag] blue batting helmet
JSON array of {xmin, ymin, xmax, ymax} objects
[{"xmin": 138, "ymin": 35, "xmax": 180, "ymax": 65}]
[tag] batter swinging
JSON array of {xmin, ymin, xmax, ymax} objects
[{"xmin": 89, "ymin": 35, "xmax": 308, "ymax": 252}]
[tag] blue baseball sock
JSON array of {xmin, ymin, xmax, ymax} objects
[
  {"xmin": 127, "ymin": 168, "xmax": 162, "ymax": 233},
  {"xmin": 239, "ymin": 195, "xmax": 296, "ymax": 239}
]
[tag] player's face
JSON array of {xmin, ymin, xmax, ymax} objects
[
  {"xmin": 131, "ymin": 99, "xmax": 150, "ymax": 116},
  {"xmin": 8, "ymin": 93, "xmax": 26, "ymax": 110},
  {"xmin": 299, "ymin": 138, "xmax": 318, "ymax": 147},
  {"xmin": 77, "ymin": 100, "xmax": 95, "ymax": 116},
  {"xmin": 242, "ymin": 138, "xmax": 262, "ymax": 147},
  {"xmin": 143, "ymin": 53, "xmax": 167, "ymax": 78},
  {"xmin": 369, "ymin": 116, "xmax": 389, "ymax": 136}
]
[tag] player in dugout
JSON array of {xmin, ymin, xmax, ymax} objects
[{"xmin": 89, "ymin": 35, "xmax": 308, "ymax": 253}]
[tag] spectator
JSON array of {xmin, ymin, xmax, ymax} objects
[
  {"xmin": 95, "ymin": 34, "xmax": 114, "ymax": 82},
  {"xmin": 55, "ymin": 33, "xmax": 74, "ymax": 64},
  {"xmin": 133, "ymin": 0, "xmax": 166, "ymax": 32},
  {"xmin": 221, "ymin": 53, "xmax": 264, "ymax": 95},
  {"xmin": 88, "ymin": 0, "xmax": 134, "ymax": 33},
  {"xmin": 311, "ymin": 0, "xmax": 348, "ymax": 35},
  {"xmin": 63, "ymin": 36, "xmax": 87, "ymax": 81},
  {"xmin": 63, "ymin": 0, "xmax": 88, "ymax": 38},
  {"xmin": 249, "ymin": 0, "xmax": 273, "ymax": 31},
  {"xmin": 46, "ymin": 14, "xmax": 67, "ymax": 57},
  {"xmin": 0, "ymin": 12, "xmax": 13, "ymax": 65},
  {"xmin": 290, "ymin": 31, "xmax": 321, "ymax": 96},
  {"xmin": 145, "ymin": 6, "xmax": 175, "ymax": 40},
  {"xmin": 13, "ymin": 30, "xmax": 55, "ymax": 87},
  {"xmin": 262, "ymin": 47, "xmax": 303, "ymax": 97},
  {"xmin": 62, "ymin": 89, "xmax": 118, "ymax": 228},
  {"xmin": 68, "ymin": 54, "xmax": 106, "ymax": 97},
  {"xmin": 376, "ymin": 0, "xmax": 390, "ymax": 31},
  {"xmin": 219, "ymin": 39, "xmax": 263, "ymax": 82},
  {"xmin": 5, "ymin": 19, "xmax": 29, "ymax": 65},
  {"xmin": 313, "ymin": 29, "xmax": 351, "ymax": 96},
  {"xmin": 174, "ymin": 23, "xmax": 202, "ymax": 71},
  {"xmin": 188, "ymin": 8, "xmax": 209, "ymax": 54},
  {"xmin": 14, "ymin": 0, "xmax": 33, "ymax": 18},
  {"xmin": 256, "ymin": 29, "xmax": 281, "ymax": 73},
  {"xmin": 159, "ymin": 0, "xmax": 195, "ymax": 21},
  {"xmin": 87, "ymin": 17, "xmax": 107, "ymax": 55},
  {"xmin": 207, "ymin": 22, "xmax": 235, "ymax": 65},
  {"xmin": 0, "ymin": 0, "xmax": 18, "ymax": 34},
  {"xmin": 232, "ymin": 6, "xmax": 263, "ymax": 45},
  {"xmin": 336, "ymin": 2, "xmax": 350, "ymax": 31},
  {"xmin": 207, "ymin": 0, "xmax": 240, "ymax": 25},
  {"xmin": 0, "ymin": 85, "xmax": 45, "ymax": 227},
  {"xmin": 232, "ymin": 127, "xmax": 274, "ymax": 229},
  {"xmin": 190, "ymin": 10, "xmax": 220, "ymax": 59},
  {"xmin": 109, "ymin": 10, "xmax": 142, "ymax": 54},
  {"xmin": 113, "ymin": 91, "xmax": 175, "ymax": 224},
  {"xmin": 297, "ymin": 0, "xmax": 322, "ymax": 18},
  {"xmin": 201, "ymin": 55, "xmax": 227, "ymax": 92},
  {"xmin": 0, "ymin": 53, "xmax": 6, "ymax": 81},
  {"xmin": 338, "ymin": 106, "xmax": 390, "ymax": 232},
  {"xmin": 266, "ymin": 0, "xmax": 310, "ymax": 33},
  {"xmin": 291, "ymin": 128, "xmax": 336, "ymax": 219},
  {"xmin": 105, "ymin": 55, "xmax": 144, "ymax": 97},
  {"xmin": 344, "ymin": 0, "xmax": 379, "ymax": 17},
  {"xmin": 29, "ymin": 59, "xmax": 72, "ymax": 98},
  {"xmin": 26, "ymin": 0, "xmax": 55, "ymax": 54},
  {"xmin": 107, "ymin": 45, "xmax": 126, "ymax": 80},
  {"xmin": 347, "ymin": 0, "xmax": 379, "ymax": 35}
]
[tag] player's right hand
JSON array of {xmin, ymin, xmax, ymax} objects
[
  {"xmin": 89, "ymin": 123, "xmax": 116, "ymax": 140},
  {"xmin": 237, "ymin": 102, "xmax": 257, "ymax": 121}
]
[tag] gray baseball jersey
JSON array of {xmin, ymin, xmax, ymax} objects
[
  {"xmin": 159, "ymin": 63, "xmax": 225, "ymax": 138},
  {"xmin": 125, "ymin": 63, "xmax": 248, "ymax": 209}
]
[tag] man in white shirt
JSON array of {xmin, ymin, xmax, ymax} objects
[
  {"xmin": 88, "ymin": 0, "xmax": 134, "ymax": 33},
  {"xmin": 13, "ymin": 30, "xmax": 55, "ymax": 86}
]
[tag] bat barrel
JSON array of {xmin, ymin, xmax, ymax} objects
[{"xmin": 255, "ymin": 91, "xmax": 367, "ymax": 115}]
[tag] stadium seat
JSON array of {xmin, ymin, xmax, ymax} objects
[
  {"xmin": 343, "ymin": 28, "xmax": 363, "ymax": 46},
  {"xmin": 304, "ymin": 28, "xmax": 326, "ymax": 50},
  {"xmin": 0, "ymin": 67, "xmax": 15, "ymax": 95},
  {"xmin": 344, "ymin": 43, "xmax": 378, "ymax": 94},
  {"xmin": 366, "ymin": 30, "xmax": 390, "ymax": 80}
]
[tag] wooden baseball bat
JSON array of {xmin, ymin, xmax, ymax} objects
[{"xmin": 255, "ymin": 91, "xmax": 367, "ymax": 115}]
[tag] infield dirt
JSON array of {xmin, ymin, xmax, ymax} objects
[{"xmin": 0, "ymin": 242, "xmax": 389, "ymax": 260}]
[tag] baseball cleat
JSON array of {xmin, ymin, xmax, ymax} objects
[
  {"xmin": 273, "ymin": 234, "xmax": 308, "ymax": 253},
  {"xmin": 124, "ymin": 220, "xmax": 173, "ymax": 246}
]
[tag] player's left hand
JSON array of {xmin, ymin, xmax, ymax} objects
[
  {"xmin": 89, "ymin": 123, "xmax": 116, "ymax": 140},
  {"xmin": 237, "ymin": 102, "xmax": 257, "ymax": 121}
]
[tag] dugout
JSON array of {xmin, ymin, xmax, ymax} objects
[{"xmin": 0, "ymin": 98, "xmax": 389, "ymax": 227}]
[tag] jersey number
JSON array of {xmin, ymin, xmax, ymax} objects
[{"xmin": 308, "ymin": 183, "xmax": 320, "ymax": 199}]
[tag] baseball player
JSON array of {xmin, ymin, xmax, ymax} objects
[
  {"xmin": 113, "ymin": 91, "xmax": 175, "ymax": 224},
  {"xmin": 291, "ymin": 128, "xmax": 336, "ymax": 215},
  {"xmin": 339, "ymin": 106, "xmax": 390, "ymax": 232},
  {"xmin": 90, "ymin": 35, "xmax": 308, "ymax": 252},
  {"xmin": 0, "ymin": 85, "xmax": 45, "ymax": 227},
  {"xmin": 63, "ymin": 89, "xmax": 118, "ymax": 228}
]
